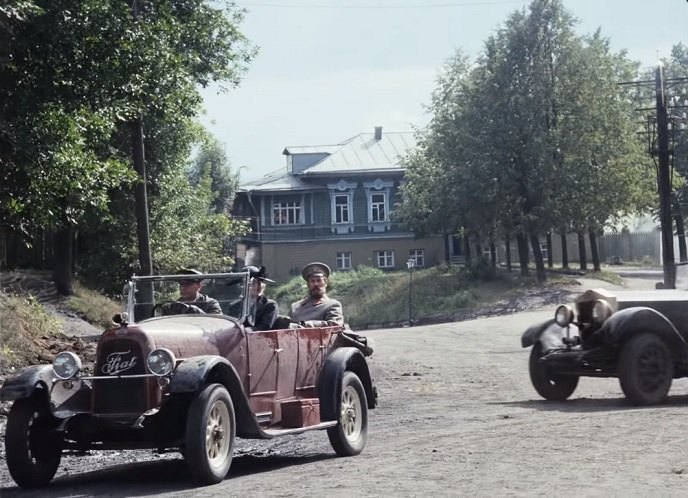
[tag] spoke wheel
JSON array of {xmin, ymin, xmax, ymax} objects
[
  {"xmin": 619, "ymin": 333, "xmax": 673, "ymax": 405},
  {"xmin": 529, "ymin": 343, "xmax": 579, "ymax": 401},
  {"xmin": 5, "ymin": 396, "xmax": 62, "ymax": 489},
  {"xmin": 184, "ymin": 384, "xmax": 236, "ymax": 484},
  {"xmin": 327, "ymin": 371, "xmax": 368, "ymax": 456}
]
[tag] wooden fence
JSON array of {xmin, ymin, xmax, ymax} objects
[{"xmin": 0, "ymin": 226, "xmax": 54, "ymax": 270}]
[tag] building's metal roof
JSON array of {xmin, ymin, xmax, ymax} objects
[
  {"xmin": 240, "ymin": 169, "xmax": 312, "ymax": 192},
  {"xmin": 239, "ymin": 130, "xmax": 415, "ymax": 192},
  {"xmin": 300, "ymin": 132, "xmax": 415, "ymax": 174},
  {"xmin": 282, "ymin": 145, "xmax": 342, "ymax": 156}
]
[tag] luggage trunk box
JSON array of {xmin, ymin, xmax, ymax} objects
[{"xmin": 281, "ymin": 398, "xmax": 320, "ymax": 428}]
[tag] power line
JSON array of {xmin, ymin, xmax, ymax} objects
[{"xmin": 241, "ymin": 0, "xmax": 526, "ymax": 9}]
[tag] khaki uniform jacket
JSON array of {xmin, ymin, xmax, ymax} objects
[{"xmin": 290, "ymin": 296, "xmax": 344, "ymax": 327}]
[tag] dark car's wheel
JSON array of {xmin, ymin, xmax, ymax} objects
[
  {"xmin": 529, "ymin": 343, "xmax": 579, "ymax": 401},
  {"xmin": 618, "ymin": 333, "xmax": 673, "ymax": 405},
  {"xmin": 327, "ymin": 371, "xmax": 368, "ymax": 456},
  {"xmin": 184, "ymin": 383, "xmax": 236, "ymax": 484},
  {"xmin": 5, "ymin": 395, "xmax": 62, "ymax": 489}
]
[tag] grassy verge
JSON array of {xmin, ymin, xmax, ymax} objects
[
  {"xmin": 272, "ymin": 265, "xmax": 576, "ymax": 329},
  {"xmin": 0, "ymin": 291, "xmax": 63, "ymax": 371},
  {"xmin": 66, "ymin": 282, "xmax": 123, "ymax": 330}
]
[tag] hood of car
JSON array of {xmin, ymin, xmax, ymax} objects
[
  {"xmin": 137, "ymin": 315, "xmax": 239, "ymax": 337},
  {"xmin": 575, "ymin": 288, "xmax": 688, "ymax": 333}
]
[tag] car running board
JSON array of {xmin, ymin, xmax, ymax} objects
[{"xmin": 263, "ymin": 421, "xmax": 337, "ymax": 436}]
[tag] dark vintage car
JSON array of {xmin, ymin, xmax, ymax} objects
[
  {"xmin": 0, "ymin": 271, "xmax": 377, "ymax": 488},
  {"xmin": 522, "ymin": 262, "xmax": 688, "ymax": 405}
]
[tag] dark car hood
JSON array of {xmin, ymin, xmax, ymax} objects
[
  {"xmin": 577, "ymin": 288, "xmax": 688, "ymax": 334},
  {"xmin": 137, "ymin": 315, "xmax": 239, "ymax": 336}
]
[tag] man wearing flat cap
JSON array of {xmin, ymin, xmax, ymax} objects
[
  {"xmin": 243, "ymin": 265, "xmax": 279, "ymax": 330},
  {"xmin": 175, "ymin": 268, "xmax": 222, "ymax": 314},
  {"xmin": 290, "ymin": 262, "xmax": 344, "ymax": 327}
]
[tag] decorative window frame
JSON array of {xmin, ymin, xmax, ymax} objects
[
  {"xmin": 327, "ymin": 180, "xmax": 357, "ymax": 234},
  {"xmin": 375, "ymin": 250, "xmax": 395, "ymax": 269},
  {"xmin": 364, "ymin": 179, "xmax": 393, "ymax": 232},
  {"xmin": 409, "ymin": 249, "xmax": 425, "ymax": 268},
  {"xmin": 336, "ymin": 251, "xmax": 352, "ymax": 270}
]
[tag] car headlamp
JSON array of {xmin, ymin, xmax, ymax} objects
[
  {"xmin": 592, "ymin": 299, "xmax": 613, "ymax": 325},
  {"xmin": 554, "ymin": 305, "xmax": 574, "ymax": 327},
  {"xmin": 53, "ymin": 352, "xmax": 82, "ymax": 380},
  {"xmin": 147, "ymin": 348, "xmax": 176, "ymax": 376}
]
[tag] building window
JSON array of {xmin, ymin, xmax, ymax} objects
[
  {"xmin": 375, "ymin": 250, "xmax": 394, "ymax": 268},
  {"xmin": 334, "ymin": 194, "xmax": 350, "ymax": 224},
  {"xmin": 336, "ymin": 252, "xmax": 352, "ymax": 270},
  {"xmin": 409, "ymin": 249, "xmax": 425, "ymax": 268},
  {"xmin": 273, "ymin": 201, "xmax": 301, "ymax": 225},
  {"xmin": 370, "ymin": 193, "xmax": 386, "ymax": 222}
]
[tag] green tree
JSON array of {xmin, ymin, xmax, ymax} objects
[{"xmin": 0, "ymin": 0, "xmax": 255, "ymax": 294}]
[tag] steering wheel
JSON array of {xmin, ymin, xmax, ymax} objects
[{"xmin": 154, "ymin": 301, "xmax": 206, "ymax": 316}]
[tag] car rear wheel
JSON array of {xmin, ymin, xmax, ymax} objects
[
  {"xmin": 184, "ymin": 383, "xmax": 236, "ymax": 484},
  {"xmin": 618, "ymin": 333, "xmax": 673, "ymax": 405},
  {"xmin": 5, "ymin": 395, "xmax": 62, "ymax": 489},
  {"xmin": 529, "ymin": 342, "xmax": 579, "ymax": 401},
  {"xmin": 327, "ymin": 371, "xmax": 368, "ymax": 456}
]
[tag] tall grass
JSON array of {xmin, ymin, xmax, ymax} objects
[
  {"xmin": 0, "ymin": 292, "xmax": 62, "ymax": 370},
  {"xmin": 66, "ymin": 283, "xmax": 123, "ymax": 330}
]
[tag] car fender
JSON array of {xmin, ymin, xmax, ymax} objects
[
  {"xmin": 521, "ymin": 319, "xmax": 569, "ymax": 349},
  {"xmin": 168, "ymin": 355, "xmax": 262, "ymax": 438},
  {"xmin": 599, "ymin": 307, "xmax": 688, "ymax": 352},
  {"xmin": 0, "ymin": 364, "xmax": 54, "ymax": 402},
  {"xmin": 318, "ymin": 347, "xmax": 376, "ymax": 422}
]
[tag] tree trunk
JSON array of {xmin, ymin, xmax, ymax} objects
[
  {"xmin": 463, "ymin": 235, "xmax": 472, "ymax": 265},
  {"xmin": 589, "ymin": 228, "xmax": 601, "ymax": 272},
  {"xmin": 560, "ymin": 230, "xmax": 569, "ymax": 269},
  {"xmin": 505, "ymin": 235, "xmax": 512, "ymax": 272},
  {"xmin": 676, "ymin": 213, "xmax": 687, "ymax": 263},
  {"xmin": 53, "ymin": 226, "xmax": 75, "ymax": 296},
  {"xmin": 546, "ymin": 232, "xmax": 553, "ymax": 268},
  {"xmin": 529, "ymin": 233, "xmax": 547, "ymax": 282},
  {"xmin": 444, "ymin": 232, "xmax": 451, "ymax": 266},
  {"xmin": 577, "ymin": 231, "xmax": 587, "ymax": 271},
  {"xmin": 489, "ymin": 242, "xmax": 497, "ymax": 269},
  {"xmin": 516, "ymin": 233, "xmax": 529, "ymax": 276}
]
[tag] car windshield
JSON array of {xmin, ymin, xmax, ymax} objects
[{"xmin": 127, "ymin": 273, "xmax": 248, "ymax": 322}]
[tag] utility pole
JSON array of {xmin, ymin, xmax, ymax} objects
[
  {"xmin": 621, "ymin": 64, "xmax": 688, "ymax": 289},
  {"xmin": 655, "ymin": 64, "xmax": 675, "ymax": 288},
  {"xmin": 131, "ymin": 0, "xmax": 152, "ymax": 278}
]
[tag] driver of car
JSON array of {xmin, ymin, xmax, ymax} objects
[
  {"xmin": 168, "ymin": 268, "xmax": 222, "ymax": 315},
  {"xmin": 289, "ymin": 262, "xmax": 343, "ymax": 327}
]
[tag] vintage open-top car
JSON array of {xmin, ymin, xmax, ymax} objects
[
  {"xmin": 522, "ymin": 262, "xmax": 688, "ymax": 405},
  {"xmin": 0, "ymin": 270, "xmax": 377, "ymax": 488}
]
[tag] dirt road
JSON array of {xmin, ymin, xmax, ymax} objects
[{"xmin": 2, "ymin": 276, "xmax": 687, "ymax": 496}]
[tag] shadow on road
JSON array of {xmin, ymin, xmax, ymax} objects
[
  {"xmin": 491, "ymin": 393, "xmax": 688, "ymax": 413},
  {"xmin": 0, "ymin": 451, "xmax": 336, "ymax": 497}
]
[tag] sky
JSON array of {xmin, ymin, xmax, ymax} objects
[{"xmin": 199, "ymin": 0, "xmax": 688, "ymax": 182}]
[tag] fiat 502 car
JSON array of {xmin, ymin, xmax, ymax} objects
[
  {"xmin": 0, "ymin": 271, "xmax": 377, "ymax": 488},
  {"xmin": 521, "ymin": 262, "xmax": 688, "ymax": 405}
]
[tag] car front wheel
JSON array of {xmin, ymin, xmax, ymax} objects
[
  {"xmin": 5, "ymin": 395, "xmax": 62, "ymax": 488},
  {"xmin": 529, "ymin": 342, "xmax": 579, "ymax": 401},
  {"xmin": 618, "ymin": 333, "xmax": 673, "ymax": 405},
  {"xmin": 327, "ymin": 371, "xmax": 368, "ymax": 456},
  {"xmin": 184, "ymin": 383, "xmax": 236, "ymax": 484}
]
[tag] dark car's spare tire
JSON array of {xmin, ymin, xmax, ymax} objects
[
  {"xmin": 327, "ymin": 371, "xmax": 368, "ymax": 456},
  {"xmin": 529, "ymin": 342, "xmax": 579, "ymax": 401},
  {"xmin": 618, "ymin": 333, "xmax": 673, "ymax": 406},
  {"xmin": 5, "ymin": 395, "xmax": 62, "ymax": 489},
  {"xmin": 184, "ymin": 383, "xmax": 236, "ymax": 484}
]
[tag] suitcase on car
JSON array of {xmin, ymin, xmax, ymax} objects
[{"xmin": 281, "ymin": 398, "xmax": 320, "ymax": 428}]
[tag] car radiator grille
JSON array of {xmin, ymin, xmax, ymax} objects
[{"xmin": 93, "ymin": 339, "xmax": 148, "ymax": 415}]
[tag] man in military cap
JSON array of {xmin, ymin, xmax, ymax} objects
[
  {"xmin": 243, "ymin": 265, "xmax": 279, "ymax": 330},
  {"xmin": 290, "ymin": 262, "xmax": 344, "ymax": 327},
  {"xmin": 175, "ymin": 268, "xmax": 222, "ymax": 314}
]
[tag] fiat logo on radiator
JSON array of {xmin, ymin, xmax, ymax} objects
[{"xmin": 102, "ymin": 350, "xmax": 138, "ymax": 376}]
